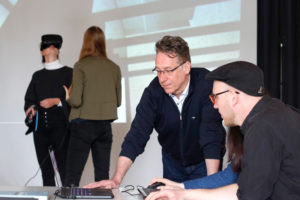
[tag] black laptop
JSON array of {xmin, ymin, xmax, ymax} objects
[{"xmin": 48, "ymin": 147, "xmax": 114, "ymax": 199}]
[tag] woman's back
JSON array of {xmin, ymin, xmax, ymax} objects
[{"xmin": 68, "ymin": 56, "xmax": 121, "ymax": 121}]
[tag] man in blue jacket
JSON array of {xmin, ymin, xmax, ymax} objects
[{"xmin": 85, "ymin": 35, "xmax": 225, "ymax": 188}]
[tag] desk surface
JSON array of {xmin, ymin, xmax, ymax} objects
[{"xmin": 0, "ymin": 186, "xmax": 143, "ymax": 200}]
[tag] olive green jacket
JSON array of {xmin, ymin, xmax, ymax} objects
[{"xmin": 68, "ymin": 56, "xmax": 121, "ymax": 121}]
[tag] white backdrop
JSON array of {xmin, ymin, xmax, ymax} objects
[{"xmin": 0, "ymin": 0, "xmax": 256, "ymax": 187}]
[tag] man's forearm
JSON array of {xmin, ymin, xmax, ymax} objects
[
  {"xmin": 184, "ymin": 184, "xmax": 239, "ymax": 200},
  {"xmin": 146, "ymin": 184, "xmax": 239, "ymax": 200},
  {"xmin": 111, "ymin": 156, "xmax": 133, "ymax": 185},
  {"xmin": 205, "ymin": 159, "xmax": 220, "ymax": 175}
]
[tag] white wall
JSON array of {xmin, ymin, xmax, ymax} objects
[{"xmin": 0, "ymin": 0, "xmax": 256, "ymax": 187}]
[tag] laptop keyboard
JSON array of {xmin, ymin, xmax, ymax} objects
[
  {"xmin": 57, "ymin": 187, "xmax": 114, "ymax": 199},
  {"xmin": 69, "ymin": 188, "xmax": 92, "ymax": 196}
]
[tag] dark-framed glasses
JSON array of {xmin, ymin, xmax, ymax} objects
[
  {"xmin": 209, "ymin": 90, "xmax": 230, "ymax": 104},
  {"xmin": 152, "ymin": 61, "xmax": 186, "ymax": 75},
  {"xmin": 209, "ymin": 90, "xmax": 240, "ymax": 104}
]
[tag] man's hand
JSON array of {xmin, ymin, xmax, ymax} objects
[
  {"xmin": 146, "ymin": 189, "xmax": 186, "ymax": 200},
  {"xmin": 40, "ymin": 98, "xmax": 60, "ymax": 109},
  {"xmin": 147, "ymin": 184, "xmax": 239, "ymax": 200},
  {"xmin": 149, "ymin": 178, "xmax": 185, "ymax": 190},
  {"xmin": 83, "ymin": 179, "xmax": 119, "ymax": 189},
  {"xmin": 84, "ymin": 156, "xmax": 132, "ymax": 189}
]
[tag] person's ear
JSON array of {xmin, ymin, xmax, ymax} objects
[
  {"xmin": 231, "ymin": 90, "xmax": 239, "ymax": 107},
  {"xmin": 183, "ymin": 61, "xmax": 191, "ymax": 74}
]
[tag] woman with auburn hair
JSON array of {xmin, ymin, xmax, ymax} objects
[{"xmin": 64, "ymin": 26, "xmax": 121, "ymax": 186}]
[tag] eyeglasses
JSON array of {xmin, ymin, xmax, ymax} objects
[
  {"xmin": 209, "ymin": 90, "xmax": 229, "ymax": 104},
  {"xmin": 152, "ymin": 61, "xmax": 186, "ymax": 75},
  {"xmin": 209, "ymin": 90, "xmax": 240, "ymax": 104}
]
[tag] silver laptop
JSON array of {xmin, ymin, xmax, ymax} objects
[{"xmin": 48, "ymin": 146, "xmax": 114, "ymax": 199}]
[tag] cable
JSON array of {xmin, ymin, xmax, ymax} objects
[
  {"xmin": 24, "ymin": 125, "xmax": 69, "ymax": 186},
  {"xmin": 34, "ymin": 111, "xmax": 38, "ymax": 131},
  {"xmin": 24, "ymin": 167, "xmax": 40, "ymax": 187},
  {"xmin": 53, "ymin": 190, "xmax": 60, "ymax": 200},
  {"xmin": 120, "ymin": 185, "xmax": 140, "ymax": 196},
  {"xmin": 24, "ymin": 153, "xmax": 49, "ymax": 186}
]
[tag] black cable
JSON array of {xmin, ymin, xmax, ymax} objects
[
  {"xmin": 121, "ymin": 185, "xmax": 140, "ymax": 196},
  {"xmin": 24, "ymin": 153, "xmax": 49, "ymax": 186},
  {"xmin": 53, "ymin": 190, "xmax": 60, "ymax": 200}
]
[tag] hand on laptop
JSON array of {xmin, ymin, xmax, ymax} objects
[
  {"xmin": 83, "ymin": 179, "xmax": 119, "ymax": 189},
  {"xmin": 149, "ymin": 178, "xmax": 185, "ymax": 190}
]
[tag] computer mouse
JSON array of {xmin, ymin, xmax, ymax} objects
[{"xmin": 147, "ymin": 182, "xmax": 165, "ymax": 189}]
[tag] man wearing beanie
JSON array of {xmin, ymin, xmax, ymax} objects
[{"xmin": 146, "ymin": 61, "xmax": 300, "ymax": 200}]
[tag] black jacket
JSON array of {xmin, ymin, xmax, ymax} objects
[
  {"xmin": 237, "ymin": 96, "xmax": 300, "ymax": 200},
  {"xmin": 24, "ymin": 66, "xmax": 72, "ymax": 133}
]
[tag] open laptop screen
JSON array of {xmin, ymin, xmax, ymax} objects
[{"xmin": 48, "ymin": 146, "xmax": 114, "ymax": 199}]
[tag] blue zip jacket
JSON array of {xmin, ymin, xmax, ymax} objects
[{"xmin": 120, "ymin": 68, "xmax": 225, "ymax": 166}]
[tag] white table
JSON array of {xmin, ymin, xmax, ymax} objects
[{"xmin": 0, "ymin": 186, "xmax": 143, "ymax": 200}]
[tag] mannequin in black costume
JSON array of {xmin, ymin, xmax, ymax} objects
[{"xmin": 24, "ymin": 34, "xmax": 72, "ymax": 186}]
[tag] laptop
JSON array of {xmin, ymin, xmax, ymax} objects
[{"xmin": 48, "ymin": 146, "xmax": 114, "ymax": 199}]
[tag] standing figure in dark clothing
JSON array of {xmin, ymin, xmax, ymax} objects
[
  {"xmin": 24, "ymin": 34, "xmax": 72, "ymax": 186},
  {"xmin": 85, "ymin": 35, "xmax": 225, "ymax": 189},
  {"xmin": 64, "ymin": 26, "xmax": 121, "ymax": 186}
]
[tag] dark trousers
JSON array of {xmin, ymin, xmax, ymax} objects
[
  {"xmin": 162, "ymin": 149, "xmax": 207, "ymax": 183},
  {"xmin": 65, "ymin": 120, "xmax": 112, "ymax": 186},
  {"xmin": 33, "ymin": 125, "xmax": 69, "ymax": 186}
]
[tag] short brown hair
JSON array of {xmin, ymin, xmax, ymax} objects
[
  {"xmin": 155, "ymin": 35, "xmax": 191, "ymax": 63},
  {"xmin": 79, "ymin": 26, "xmax": 107, "ymax": 60}
]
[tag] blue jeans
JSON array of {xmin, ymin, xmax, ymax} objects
[{"xmin": 162, "ymin": 149, "xmax": 207, "ymax": 182}]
